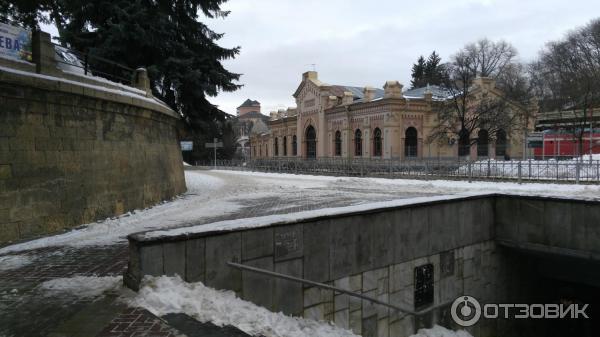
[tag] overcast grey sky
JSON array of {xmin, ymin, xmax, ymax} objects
[
  {"xmin": 204, "ymin": 0, "xmax": 600, "ymax": 116},
  {"xmin": 40, "ymin": 0, "xmax": 600, "ymax": 116}
]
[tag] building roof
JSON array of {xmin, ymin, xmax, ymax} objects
[
  {"xmin": 249, "ymin": 119, "xmax": 269, "ymax": 135},
  {"xmin": 238, "ymin": 111, "xmax": 270, "ymax": 121},
  {"xmin": 238, "ymin": 99, "xmax": 260, "ymax": 108},
  {"xmin": 330, "ymin": 85, "xmax": 385, "ymax": 101},
  {"xmin": 403, "ymin": 85, "xmax": 452, "ymax": 100}
]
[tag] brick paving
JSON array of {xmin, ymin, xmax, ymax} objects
[
  {"xmin": 0, "ymin": 169, "xmax": 437, "ymax": 337},
  {"xmin": 97, "ymin": 308, "xmax": 180, "ymax": 337}
]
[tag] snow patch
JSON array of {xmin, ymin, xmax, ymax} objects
[
  {"xmin": 0, "ymin": 171, "xmax": 237, "ymax": 253},
  {"xmin": 39, "ymin": 276, "xmax": 122, "ymax": 299},
  {"xmin": 0, "ymin": 254, "xmax": 35, "ymax": 271},
  {"xmin": 128, "ymin": 275, "xmax": 359, "ymax": 337},
  {"xmin": 409, "ymin": 325, "xmax": 473, "ymax": 337},
  {"xmin": 140, "ymin": 194, "xmax": 471, "ymax": 240}
]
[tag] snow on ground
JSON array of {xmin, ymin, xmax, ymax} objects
[
  {"xmin": 38, "ymin": 276, "xmax": 122, "ymax": 299},
  {"xmin": 409, "ymin": 325, "xmax": 473, "ymax": 337},
  {"xmin": 140, "ymin": 194, "xmax": 467, "ymax": 240},
  {"xmin": 2, "ymin": 167, "xmax": 599, "ymax": 255},
  {"xmin": 0, "ymin": 254, "xmax": 36, "ymax": 271},
  {"xmin": 0, "ymin": 169, "xmax": 331, "ymax": 254},
  {"xmin": 213, "ymin": 169, "xmax": 600, "ymax": 199},
  {"xmin": 128, "ymin": 275, "xmax": 359, "ymax": 337}
]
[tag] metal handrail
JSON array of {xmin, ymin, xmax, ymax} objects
[{"xmin": 227, "ymin": 261, "xmax": 449, "ymax": 317}]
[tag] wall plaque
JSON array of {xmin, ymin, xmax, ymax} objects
[{"xmin": 274, "ymin": 226, "xmax": 303, "ymax": 261}]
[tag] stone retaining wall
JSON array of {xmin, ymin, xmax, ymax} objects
[{"xmin": 0, "ymin": 62, "xmax": 186, "ymax": 244}]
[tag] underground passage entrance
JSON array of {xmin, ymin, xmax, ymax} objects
[
  {"xmin": 126, "ymin": 194, "xmax": 600, "ymax": 337},
  {"xmin": 498, "ymin": 248, "xmax": 600, "ymax": 337}
]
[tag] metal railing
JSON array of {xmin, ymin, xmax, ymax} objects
[
  {"xmin": 52, "ymin": 43, "xmax": 135, "ymax": 85},
  {"xmin": 228, "ymin": 261, "xmax": 449, "ymax": 318},
  {"xmin": 195, "ymin": 156, "xmax": 600, "ymax": 184}
]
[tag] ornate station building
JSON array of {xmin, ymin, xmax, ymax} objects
[{"xmin": 250, "ymin": 71, "xmax": 532, "ymax": 160}]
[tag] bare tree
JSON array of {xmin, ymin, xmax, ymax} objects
[
  {"xmin": 428, "ymin": 39, "xmax": 531, "ymax": 158},
  {"xmin": 464, "ymin": 38, "xmax": 517, "ymax": 77},
  {"xmin": 531, "ymin": 19, "xmax": 600, "ymax": 158}
]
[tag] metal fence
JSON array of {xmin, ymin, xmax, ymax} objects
[
  {"xmin": 195, "ymin": 157, "xmax": 600, "ymax": 184},
  {"xmin": 53, "ymin": 43, "xmax": 135, "ymax": 85}
]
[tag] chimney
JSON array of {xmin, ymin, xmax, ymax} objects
[
  {"xmin": 363, "ymin": 87, "xmax": 376, "ymax": 102},
  {"xmin": 383, "ymin": 81, "xmax": 403, "ymax": 98},
  {"xmin": 270, "ymin": 111, "xmax": 277, "ymax": 120},
  {"xmin": 302, "ymin": 71, "xmax": 318, "ymax": 81},
  {"xmin": 327, "ymin": 95, "xmax": 338, "ymax": 108},
  {"xmin": 342, "ymin": 91, "xmax": 354, "ymax": 105},
  {"xmin": 424, "ymin": 84, "xmax": 433, "ymax": 102}
]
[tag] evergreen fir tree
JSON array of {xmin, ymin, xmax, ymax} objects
[
  {"xmin": 4, "ymin": 0, "xmax": 242, "ymax": 160},
  {"xmin": 410, "ymin": 55, "xmax": 426, "ymax": 89},
  {"xmin": 424, "ymin": 51, "xmax": 444, "ymax": 86}
]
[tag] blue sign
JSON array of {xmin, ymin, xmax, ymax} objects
[
  {"xmin": 180, "ymin": 141, "xmax": 193, "ymax": 151},
  {"xmin": 0, "ymin": 22, "xmax": 32, "ymax": 62}
]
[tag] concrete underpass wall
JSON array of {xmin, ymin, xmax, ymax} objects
[
  {"xmin": 495, "ymin": 196, "xmax": 600, "ymax": 259},
  {"xmin": 0, "ymin": 62, "xmax": 186, "ymax": 244},
  {"xmin": 126, "ymin": 196, "xmax": 507, "ymax": 337}
]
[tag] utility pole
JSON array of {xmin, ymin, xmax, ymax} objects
[{"xmin": 205, "ymin": 138, "xmax": 223, "ymax": 169}]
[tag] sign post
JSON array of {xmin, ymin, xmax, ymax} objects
[{"xmin": 205, "ymin": 138, "xmax": 223, "ymax": 169}]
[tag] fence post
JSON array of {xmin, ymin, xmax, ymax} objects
[
  {"xmin": 518, "ymin": 162, "xmax": 522, "ymax": 184},
  {"xmin": 132, "ymin": 68, "xmax": 152, "ymax": 97},
  {"xmin": 576, "ymin": 160, "xmax": 580, "ymax": 184},
  {"xmin": 468, "ymin": 162, "xmax": 472, "ymax": 183}
]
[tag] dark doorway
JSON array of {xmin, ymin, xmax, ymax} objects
[
  {"xmin": 405, "ymin": 127, "xmax": 418, "ymax": 158},
  {"xmin": 373, "ymin": 128, "xmax": 382, "ymax": 157},
  {"xmin": 496, "ymin": 129, "xmax": 507, "ymax": 158},
  {"xmin": 305, "ymin": 126, "xmax": 316, "ymax": 158},
  {"xmin": 477, "ymin": 129, "xmax": 489, "ymax": 157},
  {"xmin": 334, "ymin": 131, "xmax": 342, "ymax": 156}
]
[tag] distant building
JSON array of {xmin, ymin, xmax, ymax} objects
[
  {"xmin": 251, "ymin": 71, "xmax": 534, "ymax": 160},
  {"xmin": 232, "ymin": 99, "xmax": 270, "ymax": 158},
  {"xmin": 237, "ymin": 99, "xmax": 261, "ymax": 116}
]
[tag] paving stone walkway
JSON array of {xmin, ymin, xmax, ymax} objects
[{"xmin": 0, "ymin": 169, "xmax": 438, "ymax": 337}]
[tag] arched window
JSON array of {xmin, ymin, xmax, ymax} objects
[
  {"xmin": 305, "ymin": 126, "xmax": 317, "ymax": 158},
  {"xmin": 259, "ymin": 144, "xmax": 262, "ymax": 157},
  {"xmin": 334, "ymin": 131, "xmax": 342, "ymax": 156},
  {"xmin": 495, "ymin": 129, "xmax": 507, "ymax": 158},
  {"xmin": 405, "ymin": 127, "xmax": 418, "ymax": 157},
  {"xmin": 354, "ymin": 129, "xmax": 362, "ymax": 157},
  {"xmin": 283, "ymin": 136, "xmax": 287, "ymax": 156},
  {"xmin": 373, "ymin": 128, "xmax": 382, "ymax": 157},
  {"xmin": 274, "ymin": 137, "xmax": 279, "ymax": 156},
  {"xmin": 477, "ymin": 129, "xmax": 489, "ymax": 157},
  {"xmin": 292, "ymin": 135, "xmax": 297, "ymax": 156},
  {"xmin": 458, "ymin": 128, "xmax": 470, "ymax": 157}
]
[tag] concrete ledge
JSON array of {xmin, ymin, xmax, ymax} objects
[{"xmin": 0, "ymin": 65, "xmax": 177, "ymax": 119}]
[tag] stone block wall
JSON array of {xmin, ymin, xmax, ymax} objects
[
  {"xmin": 495, "ymin": 195, "xmax": 600, "ymax": 259},
  {"xmin": 126, "ymin": 196, "xmax": 505, "ymax": 337},
  {"xmin": 0, "ymin": 66, "xmax": 186, "ymax": 244}
]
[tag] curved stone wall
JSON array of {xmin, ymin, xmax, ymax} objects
[{"xmin": 0, "ymin": 66, "xmax": 186, "ymax": 244}]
